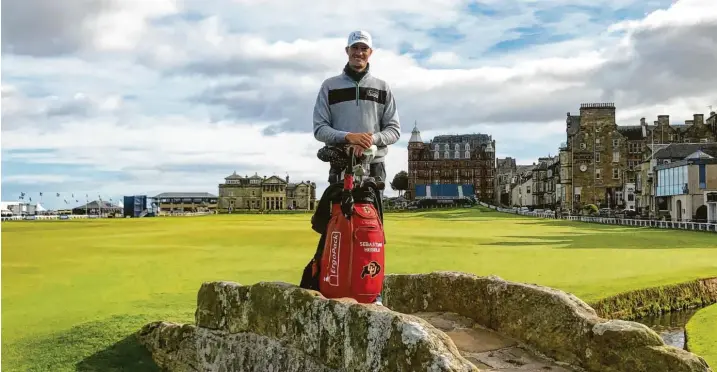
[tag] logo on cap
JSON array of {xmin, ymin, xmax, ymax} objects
[{"xmin": 348, "ymin": 30, "xmax": 372, "ymax": 48}]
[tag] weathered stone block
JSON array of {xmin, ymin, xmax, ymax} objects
[
  {"xmin": 382, "ymin": 271, "xmax": 713, "ymax": 372},
  {"xmin": 141, "ymin": 280, "xmax": 478, "ymax": 372}
]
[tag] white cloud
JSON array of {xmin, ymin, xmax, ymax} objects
[{"xmin": 2, "ymin": 0, "xmax": 716, "ymax": 209}]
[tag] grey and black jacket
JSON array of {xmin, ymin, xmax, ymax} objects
[{"xmin": 312, "ymin": 63, "xmax": 401, "ymax": 164}]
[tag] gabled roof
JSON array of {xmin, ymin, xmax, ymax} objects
[
  {"xmin": 685, "ymin": 150, "xmax": 714, "ymax": 160},
  {"xmin": 617, "ymin": 126, "xmax": 644, "ymax": 141},
  {"xmin": 263, "ymin": 175, "xmax": 286, "ymax": 184},
  {"xmin": 652, "ymin": 143, "xmax": 717, "ymax": 160}
]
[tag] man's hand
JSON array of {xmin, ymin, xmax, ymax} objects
[
  {"xmin": 345, "ymin": 132, "xmax": 373, "ymax": 149},
  {"xmin": 348, "ymin": 144, "xmax": 364, "ymax": 157}
]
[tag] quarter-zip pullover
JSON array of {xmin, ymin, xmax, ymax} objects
[{"xmin": 313, "ymin": 63, "xmax": 401, "ymax": 164}]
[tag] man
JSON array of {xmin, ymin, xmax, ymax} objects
[{"xmin": 312, "ymin": 30, "xmax": 401, "ymax": 185}]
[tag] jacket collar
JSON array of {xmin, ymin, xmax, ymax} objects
[{"xmin": 343, "ymin": 62, "xmax": 370, "ymax": 82}]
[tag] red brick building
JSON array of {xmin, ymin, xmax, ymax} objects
[{"xmin": 406, "ymin": 124, "xmax": 496, "ymax": 201}]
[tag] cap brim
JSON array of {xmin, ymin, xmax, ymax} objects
[{"xmin": 348, "ymin": 41, "xmax": 371, "ymax": 48}]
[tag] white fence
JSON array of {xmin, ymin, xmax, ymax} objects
[
  {"xmin": 1, "ymin": 214, "xmax": 90, "ymax": 221},
  {"xmin": 478, "ymin": 202, "xmax": 717, "ymax": 233},
  {"xmin": 1, "ymin": 211, "xmax": 212, "ymax": 222}
]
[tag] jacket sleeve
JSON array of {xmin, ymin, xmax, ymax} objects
[
  {"xmin": 313, "ymin": 82, "xmax": 349, "ymax": 145},
  {"xmin": 373, "ymin": 83, "xmax": 401, "ymax": 146}
]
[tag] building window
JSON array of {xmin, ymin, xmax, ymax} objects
[
  {"xmin": 596, "ymin": 169, "xmax": 601, "ymax": 179},
  {"xmin": 612, "ymin": 151, "xmax": 620, "ymax": 163},
  {"xmin": 656, "ymin": 165, "xmax": 688, "ymax": 196},
  {"xmin": 454, "ymin": 150, "xmax": 460, "ymax": 159},
  {"xmin": 596, "ymin": 153, "xmax": 601, "ymax": 162},
  {"xmin": 699, "ymin": 164, "xmax": 706, "ymax": 189},
  {"xmin": 465, "ymin": 143, "xmax": 470, "ymax": 150},
  {"xmin": 612, "ymin": 139, "xmax": 619, "ymax": 147},
  {"xmin": 434, "ymin": 151, "xmax": 439, "ymax": 159},
  {"xmin": 444, "ymin": 151, "xmax": 449, "ymax": 159},
  {"xmin": 464, "ymin": 150, "xmax": 470, "ymax": 159},
  {"xmin": 612, "ymin": 168, "xmax": 619, "ymax": 179},
  {"xmin": 580, "ymin": 143, "xmax": 586, "ymax": 150}
]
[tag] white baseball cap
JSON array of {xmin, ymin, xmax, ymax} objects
[{"xmin": 347, "ymin": 30, "xmax": 373, "ymax": 48}]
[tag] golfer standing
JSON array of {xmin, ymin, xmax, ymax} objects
[{"xmin": 313, "ymin": 30, "xmax": 401, "ymax": 184}]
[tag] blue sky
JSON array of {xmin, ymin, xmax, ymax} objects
[{"xmin": 2, "ymin": 0, "xmax": 716, "ymax": 210}]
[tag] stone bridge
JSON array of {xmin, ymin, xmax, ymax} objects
[{"xmin": 137, "ymin": 271, "xmax": 712, "ymax": 372}]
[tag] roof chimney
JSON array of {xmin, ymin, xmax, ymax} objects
[
  {"xmin": 694, "ymin": 114, "xmax": 704, "ymax": 125},
  {"xmin": 657, "ymin": 115, "xmax": 670, "ymax": 127}
]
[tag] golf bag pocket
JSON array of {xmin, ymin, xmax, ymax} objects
[{"xmin": 351, "ymin": 203, "xmax": 385, "ymax": 303}]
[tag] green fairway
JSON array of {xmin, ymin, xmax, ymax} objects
[
  {"xmin": 2, "ymin": 207, "xmax": 717, "ymax": 371},
  {"xmin": 686, "ymin": 304, "xmax": 717, "ymax": 367}
]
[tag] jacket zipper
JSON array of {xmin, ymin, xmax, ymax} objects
[{"xmin": 355, "ymin": 81, "xmax": 359, "ymax": 106}]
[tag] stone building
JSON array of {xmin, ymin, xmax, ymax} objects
[
  {"xmin": 406, "ymin": 124, "xmax": 496, "ymax": 201},
  {"xmin": 529, "ymin": 156, "xmax": 561, "ymax": 209},
  {"xmin": 560, "ymin": 104, "xmax": 717, "ymax": 212},
  {"xmin": 510, "ymin": 165, "xmax": 535, "ymax": 207},
  {"xmin": 217, "ymin": 172, "xmax": 316, "ymax": 212},
  {"xmin": 638, "ymin": 142, "xmax": 717, "ymax": 220},
  {"xmin": 561, "ymin": 103, "xmax": 629, "ymax": 210},
  {"xmin": 495, "ymin": 157, "xmax": 517, "ymax": 206}
]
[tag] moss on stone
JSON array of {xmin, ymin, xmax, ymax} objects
[
  {"xmin": 588, "ymin": 277, "xmax": 717, "ymax": 320},
  {"xmin": 382, "ymin": 271, "xmax": 713, "ymax": 372},
  {"xmin": 150, "ymin": 279, "xmax": 478, "ymax": 371}
]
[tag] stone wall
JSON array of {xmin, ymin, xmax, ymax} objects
[
  {"xmin": 382, "ymin": 271, "xmax": 712, "ymax": 372},
  {"xmin": 589, "ymin": 277, "xmax": 717, "ymax": 320},
  {"xmin": 137, "ymin": 272, "xmax": 713, "ymax": 372},
  {"xmin": 137, "ymin": 280, "xmax": 478, "ymax": 372}
]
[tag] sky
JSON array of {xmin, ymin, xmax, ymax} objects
[{"xmin": 2, "ymin": 0, "xmax": 717, "ymax": 210}]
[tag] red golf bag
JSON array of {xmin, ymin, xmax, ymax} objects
[{"xmin": 300, "ymin": 146, "xmax": 386, "ymax": 304}]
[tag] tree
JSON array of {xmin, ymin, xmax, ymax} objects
[{"xmin": 390, "ymin": 170, "xmax": 409, "ymax": 197}]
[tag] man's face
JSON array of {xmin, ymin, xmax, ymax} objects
[{"xmin": 346, "ymin": 43, "xmax": 372, "ymax": 70}]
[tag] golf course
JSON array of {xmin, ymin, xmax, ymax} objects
[{"xmin": 2, "ymin": 207, "xmax": 716, "ymax": 371}]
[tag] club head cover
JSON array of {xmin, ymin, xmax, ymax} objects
[{"xmin": 341, "ymin": 190, "xmax": 354, "ymax": 218}]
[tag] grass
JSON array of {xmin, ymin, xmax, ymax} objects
[
  {"xmin": 686, "ymin": 303, "xmax": 717, "ymax": 367},
  {"xmin": 2, "ymin": 207, "xmax": 716, "ymax": 371}
]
